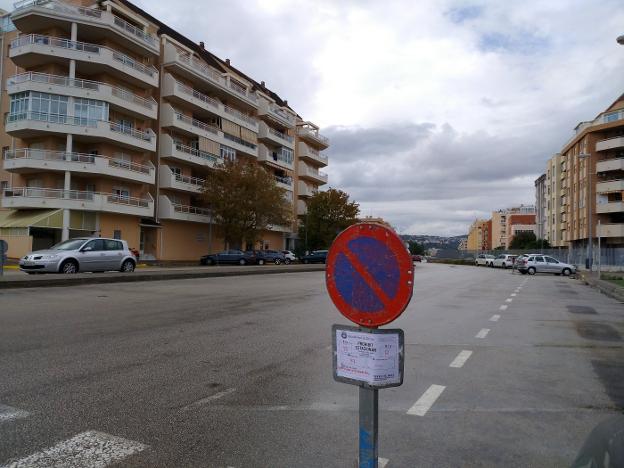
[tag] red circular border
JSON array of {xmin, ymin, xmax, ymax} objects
[{"xmin": 325, "ymin": 223, "xmax": 414, "ymax": 327}]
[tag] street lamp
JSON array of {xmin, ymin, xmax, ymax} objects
[
  {"xmin": 578, "ymin": 153, "xmax": 593, "ymax": 271},
  {"xmin": 617, "ymin": 34, "xmax": 624, "ymax": 45}
]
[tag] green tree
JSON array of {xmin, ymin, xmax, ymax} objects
[
  {"xmin": 201, "ymin": 159, "xmax": 292, "ymax": 249},
  {"xmin": 299, "ymin": 188, "xmax": 360, "ymax": 251},
  {"xmin": 408, "ymin": 241, "xmax": 425, "ymax": 255}
]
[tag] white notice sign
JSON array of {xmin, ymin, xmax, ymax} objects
[{"xmin": 335, "ymin": 328, "xmax": 402, "ymax": 387}]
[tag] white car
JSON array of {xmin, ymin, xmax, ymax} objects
[
  {"xmin": 475, "ymin": 254, "xmax": 495, "ymax": 267},
  {"xmin": 492, "ymin": 254, "xmax": 518, "ymax": 269},
  {"xmin": 281, "ymin": 250, "xmax": 297, "ymax": 264}
]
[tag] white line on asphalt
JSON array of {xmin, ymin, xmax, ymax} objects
[
  {"xmin": 0, "ymin": 404, "xmax": 29, "ymax": 423},
  {"xmin": 379, "ymin": 457, "xmax": 389, "ymax": 467},
  {"xmin": 182, "ymin": 388, "xmax": 236, "ymax": 411},
  {"xmin": 475, "ymin": 328, "xmax": 490, "ymax": 339},
  {"xmin": 499, "ymin": 305, "xmax": 508, "ymax": 311},
  {"xmin": 0, "ymin": 430, "xmax": 147, "ymax": 468},
  {"xmin": 449, "ymin": 350, "xmax": 473, "ymax": 368},
  {"xmin": 511, "ymin": 293, "xmax": 517, "ymax": 297},
  {"xmin": 505, "ymin": 298, "xmax": 513, "ymax": 303},
  {"xmin": 490, "ymin": 314, "xmax": 500, "ymax": 322},
  {"xmin": 407, "ymin": 385, "xmax": 446, "ymax": 416}
]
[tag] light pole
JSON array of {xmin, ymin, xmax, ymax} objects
[{"xmin": 578, "ymin": 153, "xmax": 592, "ymax": 271}]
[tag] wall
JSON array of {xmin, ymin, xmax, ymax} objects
[
  {"xmin": 98, "ymin": 212, "xmax": 141, "ymax": 249},
  {"xmin": 156, "ymin": 219, "xmax": 224, "ymax": 261}
]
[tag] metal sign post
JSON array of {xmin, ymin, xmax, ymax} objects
[
  {"xmin": 0, "ymin": 240, "xmax": 7, "ymax": 277},
  {"xmin": 326, "ymin": 223, "xmax": 413, "ymax": 468}
]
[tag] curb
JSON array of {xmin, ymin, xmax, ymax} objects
[
  {"xmin": 579, "ymin": 272, "xmax": 624, "ymax": 303},
  {"xmin": 0, "ymin": 265, "xmax": 326, "ymax": 290}
]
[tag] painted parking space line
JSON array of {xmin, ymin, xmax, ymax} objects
[
  {"xmin": 449, "ymin": 350, "xmax": 473, "ymax": 368},
  {"xmin": 0, "ymin": 404, "xmax": 29, "ymax": 423},
  {"xmin": 475, "ymin": 328, "xmax": 490, "ymax": 339},
  {"xmin": 489, "ymin": 314, "xmax": 500, "ymax": 322},
  {"xmin": 505, "ymin": 298, "xmax": 513, "ymax": 303},
  {"xmin": 406, "ymin": 385, "xmax": 446, "ymax": 416},
  {"xmin": 379, "ymin": 457, "xmax": 389, "ymax": 467},
  {"xmin": 181, "ymin": 388, "xmax": 236, "ymax": 411},
  {"xmin": 499, "ymin": 305, "xmax": 508, "ymax": 311},
  {"xmin": 0, "ymin": 430, "xmax": 147, "ymax": 468}
]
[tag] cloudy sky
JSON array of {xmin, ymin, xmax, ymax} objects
[{"xmin": 5, "ymin": 0, "xmax": 623, "ymax": 235}]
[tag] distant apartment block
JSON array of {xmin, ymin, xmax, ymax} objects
[
  {"xmin": 467, "ymin": 219, "xmax": 491, "ymax": 251},
  {"xmin": 490, "ymin": 205, "xmax": 536, "ymax": 249},
  {"xmin": 0, "ymin": 0, "xmax": 328, "ymax": 260}
]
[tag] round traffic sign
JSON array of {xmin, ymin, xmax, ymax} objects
[{"xmin": 326, "ymin": 223, "xmax": 414, "ymax": 327}]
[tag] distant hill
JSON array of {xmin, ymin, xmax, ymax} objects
[{"xmin": 400, "ymin": 234, "xmax": 467, "ymax": 250}]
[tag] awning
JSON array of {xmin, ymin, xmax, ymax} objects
[{"xmin": 0, "ymin": 209, "xmax": 63, "ymax": 229}]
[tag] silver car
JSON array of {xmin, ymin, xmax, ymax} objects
[
  {"xmin": 19, "ymin": 237, "xmax": 137, "ymax": 274},
  {"xmin": 516, "ymin": 254, "xmax": 576, "ymax": 276}
]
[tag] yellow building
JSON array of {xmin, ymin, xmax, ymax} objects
[
  {"xmin": 466, "ymin": 219, "xmax": 491, "ymax": 251},
  {"xmin": 0, "ymin": 0, "xmax": 328, "ymax": 260}
]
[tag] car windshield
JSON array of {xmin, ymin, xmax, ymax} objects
[{"xmin": 50, "ymin": 239, "xmax": 88, "ymax": 251}]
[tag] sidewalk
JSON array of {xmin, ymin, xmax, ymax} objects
[
  {"xmin": 0, "ymin": 264, "xmax": 326, "ymax": 289},
  {"xmin": 579, "ymin": 271, "xmax": 624, "ymax": 302}
]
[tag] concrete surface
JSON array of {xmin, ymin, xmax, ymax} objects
[{"xmin": 0, "ymin": 263, "xmax": 622, "ymax": 467}]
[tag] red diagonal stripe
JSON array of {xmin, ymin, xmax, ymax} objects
[{"xmin": 341, "ymin": 247, "xmax": 392, "ymax": 309}]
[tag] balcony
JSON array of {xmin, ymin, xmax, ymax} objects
[
  {"xmin": 297, "ymin": 141, "xmax": 328, "ymax": 167},
  {"xmin": 4, "ymin": 149, "xmax": 155, "ymax": 184},
  {"xmin": 159, "ymin": 134, "xmax": 223, "ymax": 169},
  {"xmin": 258, "ymin": 144, "xmax": 293, "ymax": 170},
  {"xmin": 10, "ymin": 35, "xmax": 158, "ymax": 88},
  {"xmin": 296, "ymin": 126, "xmax": 329, "ymax": 150},
  {"xmin": 158, "ymin": 195, "xmax": 212, "ymax": 224},
  {"xmin": 8, "ymin": 72, "xmax": 157, "ymax": 120},
  {"xmin": 598, "ymin": 223, "xmax": 624, "ymax": 238},
  {"xmin": 2, "ymin": 187, "xmax": 154, "ymax": 217},
  {"xmin": 596, "ymin": 179, "xmax": 624, "ymax": 193},
  {"xmin": 298, "ymin": 180, "xmax": 318, "ymax": 198},
  {"xmin": 258, "ymin": 100, "xmax": 295, "ymax": 129},
  {"xmin": 162, "ymin": 43, "xmax": 257, "ymax": 109},
  {"xmin": 159, "ymin": 165, "xmax": 206, "ymax": 194},
  {"xmin": 258, "ymin": 121, "xmax": 294, "ymax": 149},
  {"xmin": 297, "ymin": 199, "xmax": 307, "ymax": 216},
  {"xmin": 161, "ymin": 74, "xmax": 258, "ymax": 132},
  {"xmin": 597, "ymin": 158, "xmax": 624, "ymax": 173},
  {"xmin": 298, "ymin": 161, "xmax": 328, "ymax": 184},
  {"xmin": 274, "ymin": 175, "xmax": 294, "ymax": 191},
  {"xmin": 6, "ymin": 112, "xmax": 156, "ymax": 152},
  {"xmin": 11, "ymin": 1, "xmax": 159, "ymax": 55},
  {"xmin": 596, "ymin": 201, "xmax": 624, "ymax": 214},
  {"xmin": 596, "ymin": 136, "xmax": 624, "ymax": 152}
]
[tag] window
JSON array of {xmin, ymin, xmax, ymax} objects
[
  {"xmin": 105, "ymin": 239, "xmax": 123, "ymax": 250},
  {"xmin": 605, "ymin": 111, "xmax": 619, "ymax": 123},
  {"xmin": 535, "ymin": 256, "xmax": 545, "ymax": 263},
  {"xmin": 113, "ymin": 230, "xmax": 122, "ymax": 240},
  {"xmin": 84, "ymin": 239, "xmax": 105, "ymax": 251},
  {"xmin": 9, "ymin": 92, "xmax": 29, "ymax": 118},
  {"xmin": 545, "ymin": 257, "xmax": 558, "ymax": 264},
  {"xmin": 30, "ymin": 92, "xmax": 68, "ymax": 122},
  {"xmin": 112, "ymin": 187, "xmax": 130, "ymax": 199},
  {"xmin": 74, "ymin": 98, "xmax": 108, "ymax": 125},
  {"xmin": 220, "ymin": 145, "xmax": 236, "ymax": 161},
  {"xmin": 0, "ymin": 180, "xmax": 8, "ymax": 193}
]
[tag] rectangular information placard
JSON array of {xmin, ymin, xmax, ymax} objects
[{"xmin": 332, "ymin": 324, "xmax": 404, "ymax": 389}]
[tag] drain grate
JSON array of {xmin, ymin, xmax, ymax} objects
[{"xmin": 567, "ymin": 305, "xmax": 597, "ymax": 314}]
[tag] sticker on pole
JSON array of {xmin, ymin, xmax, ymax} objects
[
  {"xmin": 332, "ymin": 324, "xmax": 404, "ymax": 388},
  {"xmin": 326, "ymin": 223, "xmax": 414, "ymax": 327}
]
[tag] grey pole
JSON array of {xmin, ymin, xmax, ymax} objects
[{"xmin": 359, "ymin": 386, "xmax": 379, "ymax": 468}]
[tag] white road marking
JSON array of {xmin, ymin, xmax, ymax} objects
[
  {"xmin": 511, "ymin": 293, "xmax": 517, "ymax": 297},
  {"xmin": 499, "ymin": 304, "xmax": 508, "ymax": 311},
  {"xmin": 407, "ymin": 385, "xmax": 446, "ymax": 416},
  {"xmin": 505, "ymin": 298, "xmax": 513, "ymax": 303},
  {"xmin": 449, "ymin": 350, "xmax": 473, "ymax": 368},
  {"xmin": 490, "ymin": 314, "xmax": 500, "ymax": 322},
  {"xmin": 475, "ymin": 328, "xmax": 490, "ymax": 339},
  {"xmin": 0, "ymin": 404, "xmax": 29, "ymax": 423},
  {"xmin": 181, "ymin": 388, "xmax": 236, "ymax": 411},
  {"xmin": 379, "ymin": 457, "xmax": 390, "ymax": 467},
  {"xmin": 0, "ymin": 430, "xmax": 147, "ymax": 468}
]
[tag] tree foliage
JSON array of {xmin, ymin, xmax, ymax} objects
[
  {"xmin": 408, "ymin": 241, "xmax": 425, "ymax": 255},
  {"xmin": 201, "ymin": 159, "xmax": 292, "ymax": 249},
  {"xmin": 298, "ymin": 188, "xmax": 360, "ymax": 251},
  {"xmin": 509, "ymin": 231, "xmax": 551, "ymax": 250}
]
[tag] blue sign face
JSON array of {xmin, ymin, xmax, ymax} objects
[{"xmin": 333, "ymin": 237, "xmax": 401, "ymax": 313}]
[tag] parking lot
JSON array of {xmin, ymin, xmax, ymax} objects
[{"xmin": 0, "ymin": 263, "xmax": 622, "ymax": 467}]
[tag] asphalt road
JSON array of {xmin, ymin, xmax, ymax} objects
[{"xmin": 0, "ymin": 263, "xmax": 622, "ymax": 467}]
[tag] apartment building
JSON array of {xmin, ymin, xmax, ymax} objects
[
  {"xmin": 535, "ymin": 174, "xmax": 546, "ymax": 239},
  {"xmin": 544, "ymin": 153, "xmax": 564, "ymax": 246},
  {"xmin": 0, "ymin": 0, "xmax": 328, "ymax": 260},
  {"xmin": 466, "ymin": 218, "xmax": 491, "ymax": 251},
  {"xmin": 545, "ymin": 93, "xmax": 624, "ymax": 252},
  {"xmin": 490, "ymin": 205, "xmax": 536, "ymax": 249}
]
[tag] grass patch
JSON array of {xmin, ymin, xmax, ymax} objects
[{"xmin": 606, "ymin": 279, "xmax": 624, "ymax": 288}]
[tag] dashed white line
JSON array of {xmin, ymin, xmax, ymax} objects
[
  {"xmin": 406, "ymin": 385, "xmax": 446, "ymax": 416},
  {"xmin": 449, "ymin": 350, "xmax": 473, "ymax": 368},
  {"xmin": 505, "ymin": 298, "xmax": 513, "ymax": 303},
  {"xmin": 0, "ymin": 430, "xmax": 147, "ymax": 468},
  {"xmin": 511, "ymin": 293, "xmax": 517, "ymax": 297},
  {"xmin": 379, "ymin": 457, "xmax": 390, "ymax": 467},
  {"xmin": 489, "ymin": 314, "xmax": 500, "ymax": 322},
  {"xmin": 0, "ymin": 404, "xmax": 29, "ymax": 423},
  {"xmin": 475, "ymin": 328, "xmax": 490, "ymax": 339},
  {"xmin": 499, "ymin": 305, "xmax": 508, "ymax": 311},
  {"xmin": 181, "ymin": 388, "xmax": 236, "ymax": 411}
]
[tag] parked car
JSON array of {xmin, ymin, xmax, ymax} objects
[
  {"xmin": 200, "ymin": 250, "xmax": 255, "ymax": 266},
  {"xmin": 19, "ymin": 237, "xmax": 136, "ymax": 274},
  {"xmin": 246, "ymin": 250, "xmax": 286, "ymax": 265},
  {"xmin": 492, "ymin": 254, "xmax": 518, "ymax": 269},
  {"xmin": 281, "ymin": 250, "xmax": 296, "ymax": 264},
  {"xmin": 301, "ymin": 250, "xmax": 328, "ymax": 264},
  {"xmin": 475, "ymin": 254, "xmax": 496, "ymax": 267},
  {"xmin": 515, "ymin": 255, "xmax": 576, "ymax": 276},
  {"xmin": 412, "ymin": 255, "xmax": 422, "ymax": 262}
]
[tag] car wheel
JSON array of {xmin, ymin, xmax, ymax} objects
[
  {"xmin": 257, "ymin": 259, "xmax": 265, "ymax": 265},
  {"xmin": 60, "ymin": 260, "xmax": 78, "ymax": 274},
  {"xmin": 239, "ymin": 259, "xmax": 247, "ymax": 266},
  {"xmin": 475, "ymin": 262, "xmax": 479, "ymax": 266},
  {"xmin": 284, "ymin": 258, "xmax": 291, "ymax": 265},
  {"xmin": 562, "ymin": 268, "xmax": 571, "ymax": 276},
  {"xmin": 528, "ymin": 267, "xmax": 536, "ymax": 275},
  {"xmin": 303, "ymin": 259, "xmax": 309, "ymax": 264},
  {"xmin": 207, "ymin": 258, "xmax": 215, "ymax": 266},
  {"xmin": 274, "ymin": 258, "xmax": 282, "ymax": 265},
  {"xmin": 121, "ymin": 259, "xmax": 135, "ymax": 273},
  {"xmin": 520, "ymin": 270, "xmax": 527, "ymax": 275}
]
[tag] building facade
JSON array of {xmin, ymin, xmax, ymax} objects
[
  {"xmin": 535, "ymin": 174, "xmax": 546, "ymax": 240},
  {"xmin": 0, "ymin": 0, "xmax": 328, "ymax": 260},
  {"xmin": 490, "ymin": 205, "xmax": 536, "ymax": 249},
  {"xmin": 467, "ymin": 218, "xmax": 491, "ymax": 251}
]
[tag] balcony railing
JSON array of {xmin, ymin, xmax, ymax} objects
[
  {"xmin": 112, "ymin": 14, "xmax": 156, "ymax": 46},
  {"xmin": 270, "ymin": 106, "xmax": 294, "ymax": 124},
  {"xmin": 224, "ymin": 132, "xmax": 257, "ymax": 149},
  {"xmin": 3, "ymin": 186, "xmax": 151, "ymax": 208},
  {"xmin": 174, "ymin": 142, "xmax": 222, "ymax": 165},
  {"xmin": 109, "ymin": 121, "xmax": 154, "ymax": 141},
  {"xmin": 269, "ymin": 127, "xmax": 293, "ymax": 143},
  {"xmin": 11, "ymin": 35, "xmax": 158, "ymax": 78},
  {"xmin": 174, "ymin": 111, "xmax": 219, "ymax": 135},
  {"xmin": 175, "ymin": 80, "xmax": 219, "ymax": 109},
  {"xmin": 9, "ymin": 72, "xmax": 157, "ymax": 110},
  {"xmin": 173, "ymin": 203, "xmax": 211, "ymax": 216},
  {"xmin": 228, "ymin": 78, "xmax": 257, "ymax": 103},
  {"xmin": 274, "ymin": 175, "xmax": 293, "ymax": 186},
  {"xmin": 223, "ymin": 105, "xmax": 257, "ymax": 126},
  {"xmin": 297, "ymin": 127, "xmax": 329, "ymax": 145},
  {"xmin": 177, "ymin": 51, "xmax": 225, "ymax": 85},
  {"xmin": 174, "ymin": 172, "xmax": 206, "ymax": 188}
]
